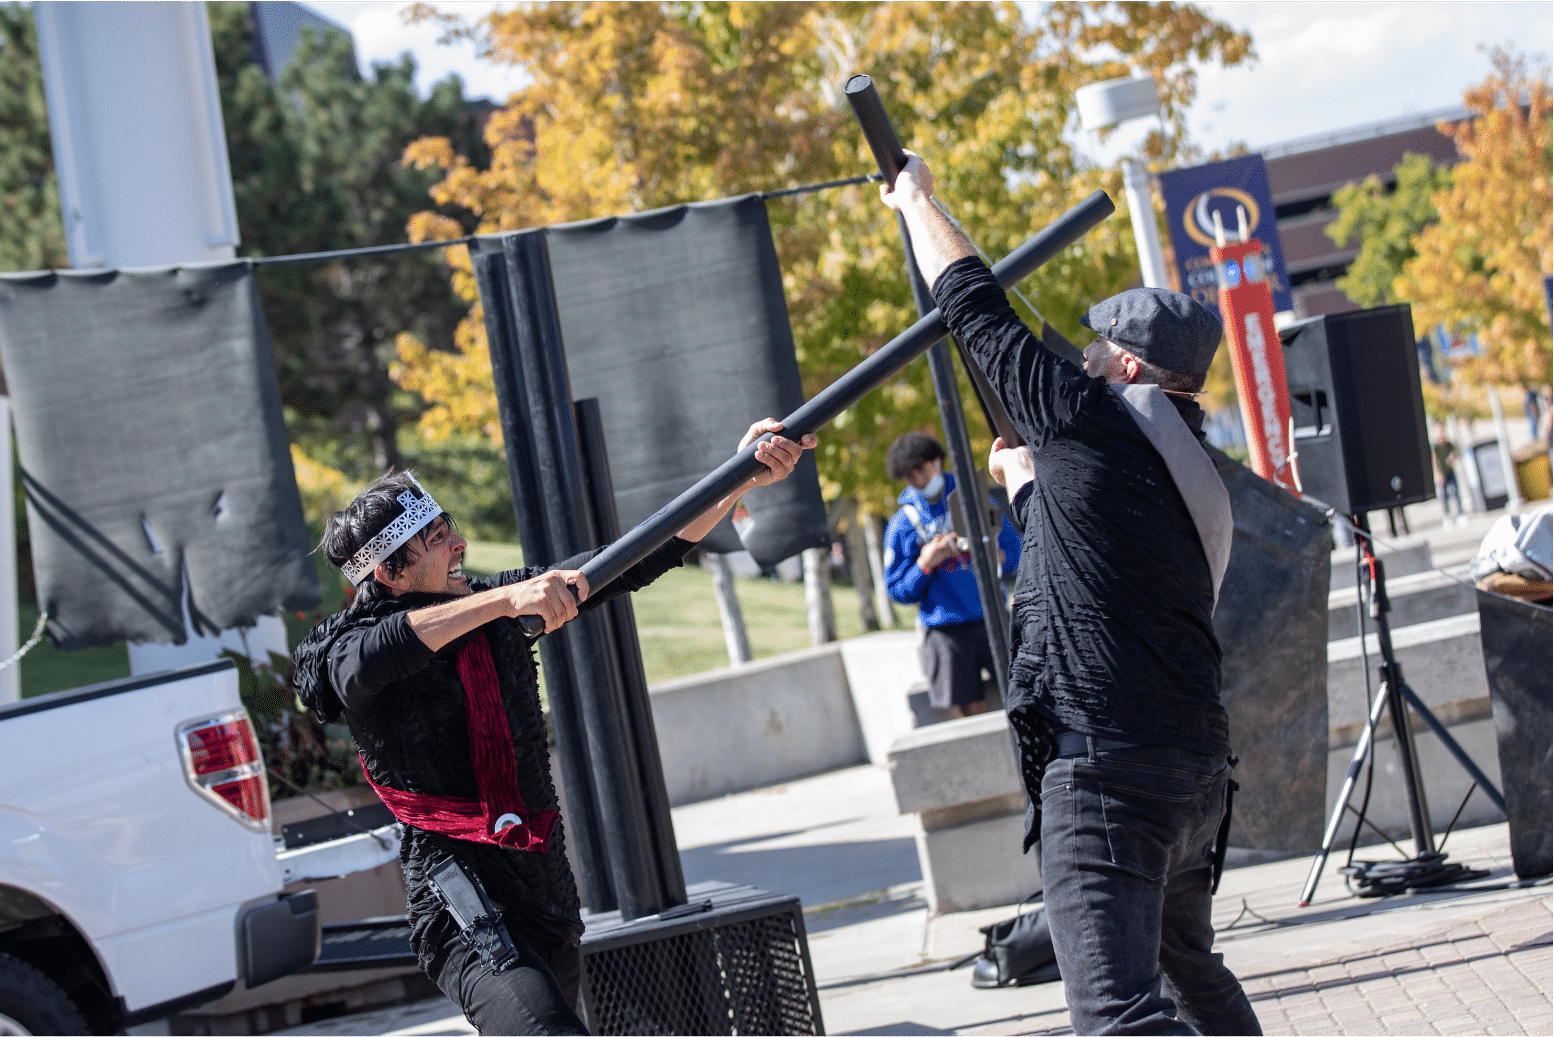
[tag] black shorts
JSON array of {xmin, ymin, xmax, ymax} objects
[{"xmin": 919, "ymin": 620, "xmax": 994, "ymax": 709}]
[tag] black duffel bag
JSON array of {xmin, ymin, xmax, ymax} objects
[{"xmin": 950, "ymin": 893, "xmax": 1062, "ymax": 988}]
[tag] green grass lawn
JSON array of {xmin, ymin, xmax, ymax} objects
[
  {"xmin": 17, "ymin": 599, "xmax": 131, "ymax": 698},
  {"xmin": 463, "ymin": 539, "xmax": 911, "ymax": 685}
]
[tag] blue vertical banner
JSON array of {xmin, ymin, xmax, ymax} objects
[{"xmin": 1158, "ymin": 156, "xmax": 1293, "ymax": 317}]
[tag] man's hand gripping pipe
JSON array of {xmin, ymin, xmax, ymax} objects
[{"xmin": 515, "ymin": 184, "xmax": 1115, "ymax": 638}]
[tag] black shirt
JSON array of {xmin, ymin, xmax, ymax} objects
[
  {"xmin": 933, "ymin": 257, "xmax": 1230, "ymax": 758},
  {"xmin": 325, "ymin": 538, "xmax": 693, "ymax": 724},
  {"xmin": 294, "ymin": 536, "xmax": 694, "ymax": 972}
]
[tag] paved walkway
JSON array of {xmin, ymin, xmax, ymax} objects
[
  {"xmin": 282, "ymin": 763, "xmax": 1550, "ymax": 1036},
  {"xmin": 278, "ymin": 497, "xmax": 1550, "ymax": 1035}
]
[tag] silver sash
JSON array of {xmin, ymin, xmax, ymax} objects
[{"xmin": 1111, "ymin": 384, "xmax": 1233, "ymax": 607}]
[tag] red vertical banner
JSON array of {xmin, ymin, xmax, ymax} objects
[{"xmin": 1214, "ymin": 239, "xmax": 1298, "ymax": 493}]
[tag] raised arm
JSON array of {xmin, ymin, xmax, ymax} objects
[
  {"xmin": 878, "ymin": 155, "xmax": 976, "ymax": 290},
  {"xmin": 673, "ymin": 417, "xmax": 816, "ymax": 542}
]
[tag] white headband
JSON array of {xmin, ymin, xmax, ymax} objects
[{"xmin": 341, "ymin": 473, "xmax": 443, "ymax": 586}]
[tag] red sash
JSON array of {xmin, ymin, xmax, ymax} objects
[{"xmin": 361, "ymin": 634, "xmax": 557, "ymax": 852}]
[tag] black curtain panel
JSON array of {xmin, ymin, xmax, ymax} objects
[
  {"xmin": 1210, "ymin": 447, "xmax": 1332, "ymax": 852},
  {"xmin": 475, "ymin": 195, "xmax": 829, "ymax": 566},
  {"xmin": 0, "ymin": 263, "xmax": 319, "ymax": 649}
]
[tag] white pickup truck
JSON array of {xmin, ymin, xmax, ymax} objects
[{"xmin": 0, "ymin": 658, "xmax": 402, "ymax": 1035}]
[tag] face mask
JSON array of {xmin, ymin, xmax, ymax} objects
[{"xmin": 920, "ymin": 472, "xmax": 945, "ymax": 500}]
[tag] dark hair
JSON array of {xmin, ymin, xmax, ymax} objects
[
  {"xmin": 1132, "ymin": 354, "xmax": 1207, "ymax": 395},
  {"xmin": 320, "ymin": 470, "xmax": 450, "ymax": 608},
  {"xmin": 886, "ymin": 432, "xmax": 946, "ymax": 481}
]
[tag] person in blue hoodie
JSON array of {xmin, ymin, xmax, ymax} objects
[{"xmin": 883, "ymin": 431, "xmax": 1021, "ymax": 718}]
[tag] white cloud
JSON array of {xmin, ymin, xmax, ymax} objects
[{"xmin": 1186, "ymin": 2, "xmax": 1551, "ymax": 152}]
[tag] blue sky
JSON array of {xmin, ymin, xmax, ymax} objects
[{"xmin": 315, "ymin": 1, "xmax": 1551, "ymax": 157}]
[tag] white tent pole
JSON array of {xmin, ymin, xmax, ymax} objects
[{"xmin": 0, "ymin": 397, "xmax": 20, "ymax": 704}]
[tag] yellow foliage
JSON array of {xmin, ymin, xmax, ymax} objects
[
  {"xmin": 1397, "ymin": 48, "xmax": 1552, "ymax": 390},
  {"xmin": 395, "ymin": 1, "xmax": 1252, "ymax": 516},
  {"xmin": 290, "ymin": 444, "xmax": 366, "ymax": 528}
]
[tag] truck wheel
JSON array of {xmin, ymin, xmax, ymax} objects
[{"xmin": 0, "ymin": 953, "xmax": 90, "ymax": 1037}]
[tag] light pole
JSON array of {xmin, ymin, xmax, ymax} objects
[{"xmin": 1076, "ymin": 74, "xmax": 1170, "ymax": 289}]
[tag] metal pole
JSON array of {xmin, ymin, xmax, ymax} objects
[
  {"xmin": 841, "ymin": 71, "xmax": 1011, "ymax": 691},
  {"xmin": 705, "ymin": 553, "xmax": 752, "ymax": 664},
  {"xmin": 1298, "ymin": 669, "xmax": 1394, "ymax": 906},
  {"xmin": 474, "ymin": 252, "xmax": 615, "ymax": 913},
  {"xmin": 1121, "ymin": 157, "xmax": 1170, "ymax": 290},
  {"xmin": 899, "ymin": 220, "xmax": 1011, "ymax": 695},
  {"xmin": 1356, "ymin": 516, "xmax": 1435, "ymax": 857},
  {"xmin": 0, "ymin": 398, "xmax": 16, "ymax": 705},
  {"xmin": 574, "ymin": 398, "xmax": 687, "ymax": 910},
  {"xmin": 863, "ymin": 515, "xmax": 898, "ymax": 630},
  {"xmin": 1487, "ymin": 386, "xmax": 1526, "ymax": 510},
  {"xmin": 502, "ymin": 232, "xmax": 667, "ymax": 920}
]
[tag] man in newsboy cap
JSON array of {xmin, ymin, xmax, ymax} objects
[{"xmin": 882, "ymin": 155, "xmax": 1259, "ymax": 1035}]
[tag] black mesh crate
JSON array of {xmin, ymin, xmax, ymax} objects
[{"xmin": 579, "ymin": 881, "xmax": 824, "ymax": 1036}]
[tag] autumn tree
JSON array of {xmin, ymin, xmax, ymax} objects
[
  {"xmin": 207, "ymin": 3, "xmax": 519, "ymax": 532},
  {"xmin": 1326, "ymin": 152, "xmax": 1453, "ymax": 309},
  {"xmin": 398, "ymin": 1, "xmax": 1252, "ymax": 516},
  {"xmin": 1396, "ymin": 47, "xmax": 1551, "ymax": 390},
  {"xmin": 0, "ymin": 4, "xmax": 68, "ymax": 273}
]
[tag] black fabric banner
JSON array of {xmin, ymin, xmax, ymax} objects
[
  {"xmin": 1210, "ymin": 447, "xmax": 1331, "ymax": 852},
  {"xmin": 475, "ymin": 195, "xmax": 829, "ymax": 565},
  {"xmin": 0, "ymin": 263, "xmax": 319, "ymax": 650}
]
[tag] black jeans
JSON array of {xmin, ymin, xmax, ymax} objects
[
  {"xmin": 1039, "ymin": 742, "xmax": 1260, "ymax": 1036},
  {"xmin": 432, "ymin": 924, "xmax": 588, "ymax": 1035}
]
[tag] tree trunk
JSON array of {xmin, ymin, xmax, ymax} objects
[
  {"xmin": 802, "ymin": 545, "xmax": 836, "ymax": 646},
  {"xmin": 862, "ymin": 514, "xmax": 897, "ymax": 629},
  {"xmin": 706, "ymin": 552, "xmax": 752, "ymax": 665},
  {"xmin": 843, "ymin": 519, "xmax": 880, "ymax": 633}
]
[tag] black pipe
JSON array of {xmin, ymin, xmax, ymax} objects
[
  {"xmin": 474, "ymin": 252, "xmax": 615, "ymax": 913},
  {"xmin": 513, "ymin": 187, "xmax": 1114, "ymax": 638},
  {"xmin": 501, "ymin": 232, "xmax": 666, "ymax": 921},
  {"xmin": 845, "ymin": 72, "xmax": 1012, "ymax": 694},
  {"xmin": 843, "ymin": 73, "xmax": 1024, "ymax": 450},
  {"xmin": 574, "ymin": 398, "xmax": 688, "ymax": 909}
]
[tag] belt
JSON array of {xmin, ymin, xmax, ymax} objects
[{"xmin": 1053, "ymin": 728, "xmax": 1140, "ymax": 758}]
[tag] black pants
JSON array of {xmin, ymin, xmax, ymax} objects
[
  {"xmin": 1040, "ymin": 743, "xmax": 1259, "ymax": 1035},
  {"xmin": 432, "ymin": 924, "xmax": 588, "ymax": 1035}
]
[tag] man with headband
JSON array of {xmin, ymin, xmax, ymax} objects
[
  {"xmin": 293, "ymin": 418, "xmax": 814, "ymax": 1035},
  {"xmin": 881, "ymin": 157, "xmax": 1259, "ymax": 1035}
]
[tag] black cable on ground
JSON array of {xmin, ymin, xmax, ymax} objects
[{"xmin": 1339, "ymin": 853, "xmax": 1490, "ymax": 898}]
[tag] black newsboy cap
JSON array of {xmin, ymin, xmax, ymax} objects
[{"xmin": 1080, "ymin": 288, "xmax": 1223, "ymax": 375}]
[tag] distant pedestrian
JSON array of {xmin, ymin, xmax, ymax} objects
[
  {"xmin": 883, "ymin": 432, "xmax": 1021, "ymax": 719},
  {"xmin": 1433, "ymin": 430, "xmax": 1465, "ymax": 527}
]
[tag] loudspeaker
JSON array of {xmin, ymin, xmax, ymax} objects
[{"xmin": 1279, "ymin": 304, "xmax": 1434, "ymax": 515}]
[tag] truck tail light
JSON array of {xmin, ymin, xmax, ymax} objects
[{"xmin": 178, "ymin": 710, "xmax": 271, "ymax": 831}]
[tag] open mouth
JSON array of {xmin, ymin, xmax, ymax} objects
[{"xmin": 448, "ymin": 562, "xmax": 466, "ymax": 583}]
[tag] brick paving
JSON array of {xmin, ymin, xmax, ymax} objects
[
  {"xmin": 1237, "ymin": 899, "xmax": 1551, "ymax": 1036},
  {"xmin": 258, "ymin": 779, "xmax": 1551, "ymax": 1037}
]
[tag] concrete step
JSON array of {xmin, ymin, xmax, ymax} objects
[
  {"xmin": 1329, "ymin": 537, "xmax": 1433, "ymax": 588},
  {"xmin": 1326, "ymin": 565, "xmax": 1478, "ymax": 641}
]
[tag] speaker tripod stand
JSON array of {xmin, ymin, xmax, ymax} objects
[{"xmin": 1298, "ymin": 514, "xmax": 1508, "ymax": 907}]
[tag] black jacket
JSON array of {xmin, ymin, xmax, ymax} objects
[
  {"xmin": 293, "ymin": 538, "xmax": 692, "ymax": 973},
  {"xmin": 933, "ymin": 257, "xmax": 1230, "ymax": 759}
]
